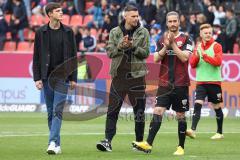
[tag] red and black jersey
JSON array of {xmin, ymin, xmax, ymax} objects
[{"xmin": 156, "ymin": 32, "xmax": 193, "ymax": 87}]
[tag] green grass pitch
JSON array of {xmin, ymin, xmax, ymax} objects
[{"xmin": 0, "ymin": 112, "xmax": 240, "ymax": 160}]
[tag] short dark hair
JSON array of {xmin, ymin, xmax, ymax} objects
[
  {"xmin": 45, "ymin": 2, "xmax": 61, "ymax": 17},
  {"xmin": 123, "ymin": 5, "xmax": 138, "ymax": 12}
]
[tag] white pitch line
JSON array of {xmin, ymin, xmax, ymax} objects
[{"xmin": 0, "ymin": 132, "xmax": 240, "ymax": 138}]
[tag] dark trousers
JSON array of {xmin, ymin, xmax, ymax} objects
[
  {"xmin": 105, "ymin": 76, "xmax": 146, "ymax": 142},
  {"xmin": 225, "ymin": 36, "xmax": 236, "ymax": 53}
]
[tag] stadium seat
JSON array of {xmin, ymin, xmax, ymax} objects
[
  {"xmin": 61, "ymin": 14, "xmax": 70, "ymax": 25},
  {"xmin": 28, "ymin": 31, "xmax": 35, "ymax": 41},
  {"xmin": 30, "ymin": 15, "xmax": 44, "ymax": 27},
  {"xmin": 70, "ymin": 15, "xmax": 83, "ymax": 26},
  {"xmin": 16, "ymin": 42, "xmax": 32, "ymax": 51},
  {"xmin": 23, "ymin": 29, "xmax": 35, "ymax": 41},
  {"xmin": 83, "ymin": 15, "xmax": 93, "ymax": 26},
  {"xmin": 3, "ymin": 41, "xmax": 16, "ymax": 51},
  {"xmin": 233, "ymin": 43, "xmax": 239, "ymax": 53},
  {"xmin": 30, "ymin": 43, "xmax": 34, "ymax": 51},
  {"xmin": 44, "ymin": 16, "xmax": 50, "ymax": 24}
]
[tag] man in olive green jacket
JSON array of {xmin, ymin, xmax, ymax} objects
[{"xmin": 96, "ymin": 5, "xmax": 150, "ymax": 152}]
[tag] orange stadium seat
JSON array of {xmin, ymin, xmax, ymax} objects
[
  {"xmin": 3, "ymin": 41, "xmax": 16, "ymax": 51},
  {"xmin": 44, "ymin": 16, "xmax": 50, "ymax": 24},
  {"xmin": 30, "ymin": 15, "xmax": 44, "ymax": 27},
  {"xmin": 61, "ymin": 14, "xmax": 70, "ymax": 25},
  {"xmin": 16, "ymin": 42, "xmax": 32, "ymax": 51},
  {"xmin": 83, "ymin": 15, "xmax": 93, "ymax": 26},
  {"xmin": 70, "ymin": 15, "xmax": 83, "ymax": 26}
]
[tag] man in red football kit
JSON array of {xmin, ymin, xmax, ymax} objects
[
  {"xmin": 186, "ymin": 24, "xmax": 224, "ymax": 140},
  {"xmin": 132, "ymin": 11, "xmax": 193, "ymax": 156}
]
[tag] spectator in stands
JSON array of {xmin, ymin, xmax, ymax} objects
[
  {"xmin": 189, "ymin": 13, "xmax": 198, "ymax": 41},
  {"xmin": 0, "ymin": 0, "xmax": 6, "ymax": 10},
  {"xmin": 107, "ymin": 2, "xmax": 120, "ymax": 28},
  {"xmin": 154, "ymin": 0, "xmax": 167, "ymax": 32},
  {"xmin": 99, "ymin": 14, "xmax": 112, "ymax": 43},
  {"xmin": 101, "ymin": 0, "xmax": 108, "ymax": 15},
  {"xmin": 176, "ymin": 0, "xmax": 192, "ymax": 14},
  {"xmin": 225, "ymin": 8, "xmax": 237, "ymax": 53},
  {"xmin": 202, "ymin": 0, "xmax": 214, "ymax": 25},
  {"xmin": 74, "ymin": 0, "xmax": 86, "ymax": 15},
  {"xmin": 23, "ymin": 0, "xmax": 31, "ymax": 17},
  {"xmin": 62, "ymin": 0, "xmax": 75, "ymax": 16},
  {"xmin": 149, "ymin": 23, "xmax": 162, "ymax": 53},
  {"xmin": 179, "ymin": 14, "xmax": 191, "ymax": 35},
  {"xmin": 9, "ymin": 0, "xmax": 29, "ymax": 41},
  {"xmin": 141, "ymin": 0, "xmax": 156, "ymax": 30},
  {"xmin": 87, "ymin": 0, "xmax": 104, "ymax": 29},
  {"xmin": 72, "ymin": 26, "xmax": 82, "ymax": 51},
  {"xmin": 81, "ymin": 27, "xmax": 97, "ymax": 52},
  {"xmin": 213, "ymin": 24, "xmax": 226, "ymax": 52},
  {"xmin": 195, "ymin": 13, "xmax": 207, "ymax": 40},
  {"xmin": 213, "ymin": 4, "xmax": 226, "ymax": 26},
  {"xmin": 0, "ymin": 9, "xmax": 8, "ymax": 50}
]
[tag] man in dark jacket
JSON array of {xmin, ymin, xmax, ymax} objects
[
  {"xmin": 96, "ymin": 5, "xmax": 150, "ymax": 152},
  {"xmin": 9, "ymin": 0, "xmax": 29, "ymax": 41},
  {"xmin": 32, "ymin": 2, "xmax": 77, "ymax": 155}
]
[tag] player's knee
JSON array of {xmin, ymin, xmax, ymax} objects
[
  {"xmin": 177, "ymin": 116, "xmax": 186, "ymax": 123},
  {"xmin": 195, "ymin": 100, "xmax": 204, "ymax": 105},
  {"xmin": 153, "ymin": 107, "xmax": 164, "ymax": 116},
  {"xmin": 211, "ymin": 103, "xmax": 221, "ymax": 109},
  {"xmin": 176, "ymin": 112, "xmax": 186, "ymax": 121}
]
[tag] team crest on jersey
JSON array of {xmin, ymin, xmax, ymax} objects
[
  {"xmin": 217, "ymin": 93, "xmax": 222, "ymax": 100},
  {"xmin": 177, "ymin": 41, "xmax": 183, "ymax": 47},
  {"xmin": 182, "ymin": 99, "xmax": 188, "ymax": 106},
  {"xmin": 166, "ymin": 50, "xmax": 175, "ymax": 55}
]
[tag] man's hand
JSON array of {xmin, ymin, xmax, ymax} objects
[
  {"xmin": 69, "ymin": 81, "xmax": 77, "ymax": 90},
  {"xmin": 168, "ymin": 32, "xmax": 175, "ymax": 43},
  {"xmin": 35, "ymin": 80, "xmax": 43, "ymax": 90},
  {"xmin": 118, "ymin": 35, "xmax": 133, "ymax": 50},
  {"xmin": 163, "ymin": 32, "xmax": 171, "ymax": 47}
]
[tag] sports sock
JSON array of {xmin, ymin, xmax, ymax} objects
[
  {"xmin": 191, "ymin": 103, "xmax": 202, "ymax": 131},
  {"xmin": 214, "ymin": 108, "xmax": 223, "ymax": 134},
  {"xmin": 146, "ymin": 114, "xmax": 162, "ymax": 146}
]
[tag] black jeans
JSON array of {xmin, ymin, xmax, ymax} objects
[{"xmin": 105, "ymin": 76, "xmax": 146, "ymax": 142}]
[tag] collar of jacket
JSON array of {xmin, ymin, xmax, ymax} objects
[
  {"xmin": 119, "ymin": 20, "xmax": 141, "ymax": 34},
  {"xmin": 42, "ymin": 22, "xmax": 71, "ymax": 32},
  {"xmin": 201, "ymin": 38, "xmax": 214, "ymax": 50}
]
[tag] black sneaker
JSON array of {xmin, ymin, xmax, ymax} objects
[{"xmin": 96, "ymin": 139, "xmax": 112, "ymax": 152}]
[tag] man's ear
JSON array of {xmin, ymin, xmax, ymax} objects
[{"xmin": 47, "ymin": 11, "xmax": 52, "ymax": 18}]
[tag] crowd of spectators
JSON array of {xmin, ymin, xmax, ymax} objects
[{"xmin": 0, "ymin": 0, "xmax": 240, "ymax": 53}]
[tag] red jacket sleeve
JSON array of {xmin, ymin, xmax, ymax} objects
[
  {"xmin": 190, "ymin": 48, "xmax": 200, "ymax": 68},
  {"xmin": 202, "ymin": 43, "xmax": 222, "ymax": 66}
]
